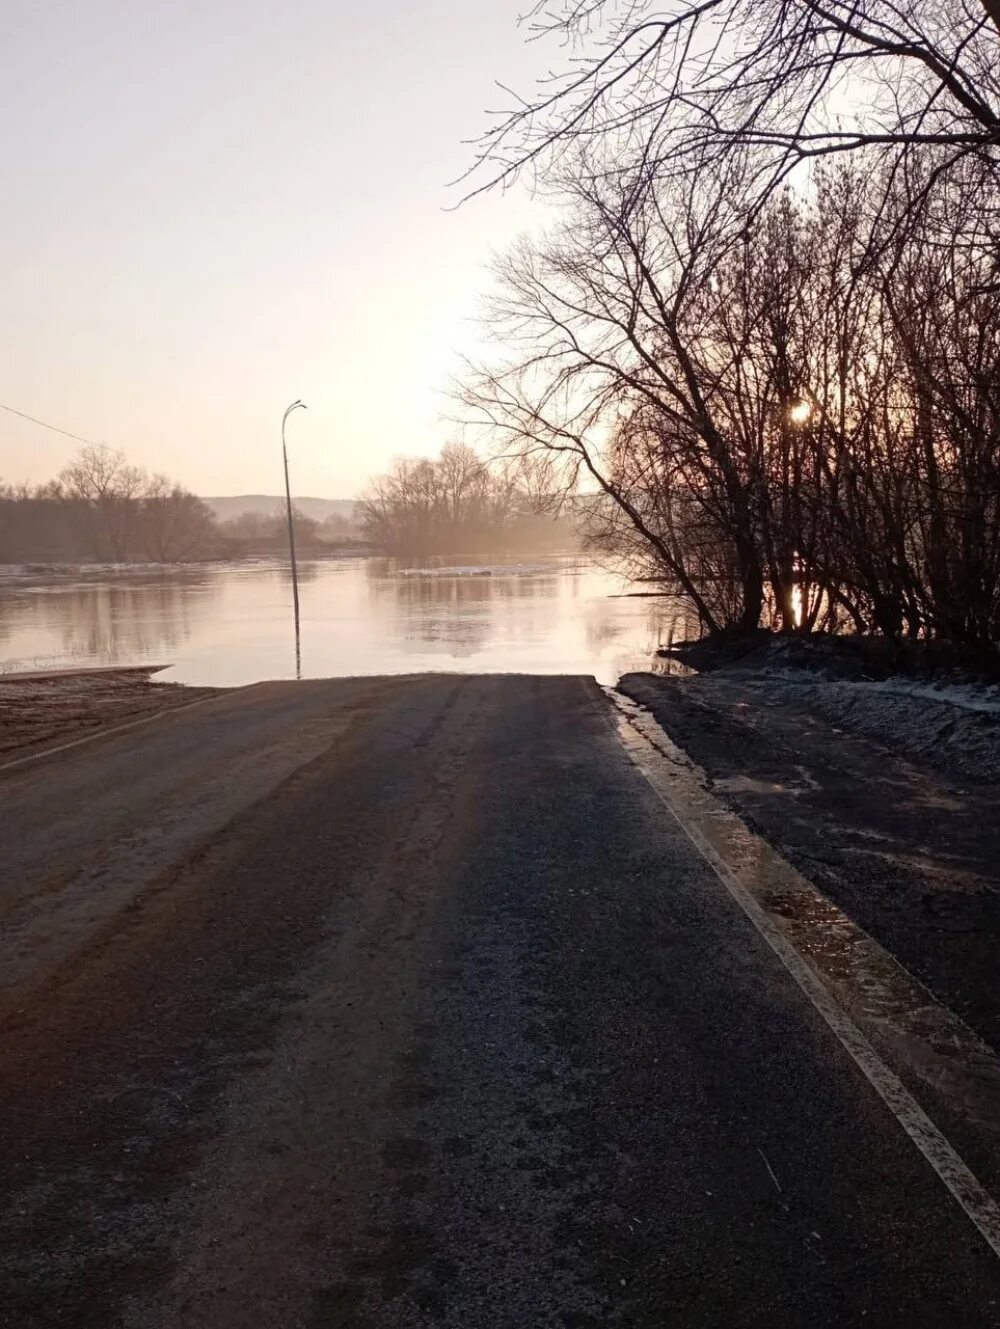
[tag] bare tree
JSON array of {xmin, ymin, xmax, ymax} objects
[
  {"xmin": 461, "ymin": 152, "xmax": 781, "ymax": 631},
  {"xmin": 467, "ymin": 0, "xmax": 999, "ymax": 214},
  {"xmin": 461, "ymin": 146, "xmax": 1000, "ymax": 645},
  {"xmin": 141, "ymin": 478, "xmax": 217, "ymax": 562},
  {"xmin": 59, "ymin": 446, "xmax": 149, "ymax": 561},
  {"xmin": 358, "ymin": 444, "xmax": 542, "ymax": 555},
  {"xmin": 456, "ymin": 1, "xmax": 1000, "ymax": 648},
  {"xmin": 880, "ymin": 162, "xmax": 1000, "ymax": 643},
  {"xmin": 3, "ymin": 449, "xmax": 220, "ymax": 564}
]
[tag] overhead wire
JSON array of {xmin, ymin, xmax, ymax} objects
[{"xmin": 0, "ymin": 400, "xmax": 106, "ymax": 450}]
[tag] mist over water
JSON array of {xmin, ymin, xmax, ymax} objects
[{"xmin": 0, "ymin": 555, "xmax": 687, "ymax": 686}]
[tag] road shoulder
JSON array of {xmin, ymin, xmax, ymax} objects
[
  {"xmin": 0, "ymin": 667, "xmax": 220, "ymax": 764},
  {"xmin": 619, "ymin": 669, "xmax": 1000, "ymax": 1057}
]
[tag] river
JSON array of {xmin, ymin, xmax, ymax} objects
[{"xmin": 0, "ymin": 554, "xmax": 688, "ymax": 686}]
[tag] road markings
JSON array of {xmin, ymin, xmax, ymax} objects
[{"xmin": 612, "ymin": 692, "xmax": 1000, "ymax": 1261}]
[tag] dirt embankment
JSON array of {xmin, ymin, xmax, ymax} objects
[
  {"xmin": 619, "ymin": 664, "xmax": 1000, "ymax": 1054},
  {"xmin": 663, "ymin": 628, "xmax": 1000, "ymax": 685},
  {"xmin": 0, "ymin": 669, "xmax": 220, "ymax": 763}
]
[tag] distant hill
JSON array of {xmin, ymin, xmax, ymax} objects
[{"xmin": 203, "ymin": 495, "xmax": 358, "ymax": 523}]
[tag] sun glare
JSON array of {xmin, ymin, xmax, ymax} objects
[{"xmin": 789, "ymin": 399, "xmax": 813, "ymax": 424}]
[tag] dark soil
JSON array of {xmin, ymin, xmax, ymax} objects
[
  {"xmin": 619, "ymin": 668, "xmax": 1000, "ymax": 1056},
  {"xmin": 0, "ymin": 668, "xmax": 219, "ymax": 761},
  {"xmin": 663, "ymin": 629, "xmax": 1000, "ymax": 683}
]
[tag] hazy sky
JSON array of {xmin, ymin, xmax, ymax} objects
[{"xmin": 0, "ymin": 1, "xmax": 548, "ymax": 498}]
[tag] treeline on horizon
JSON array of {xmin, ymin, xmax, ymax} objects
[
  {"xmin": 0, "ymin": 446, "xmax": 359, "ymax": 564},
  {"xmin": 358, "ymin": 443, "xmax": 577, "ymax": 555},
  {"xmin": 1, "ymin": 442, "xmax": 573, "ymax": 565},
  {"xmin": 460, "ymin": 0, "xmax": 1000, "ymax": 649}
]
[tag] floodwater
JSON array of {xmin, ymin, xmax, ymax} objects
[{"xmin": 0, "ymin": 555, "xmax": 689, "ymax": 686}]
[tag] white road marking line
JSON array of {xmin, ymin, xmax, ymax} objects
[{"xmin": 615, "ymin": 707, "xmax": 1000, "ymax": 1262}]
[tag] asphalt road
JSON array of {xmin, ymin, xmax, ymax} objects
[{"xmin": 1, "ymin": 674, "xmax": 998, "ymax": 1327}]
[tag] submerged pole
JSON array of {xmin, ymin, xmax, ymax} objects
[{"xmin": 282, "ymin": 399, "xmax": 307, "ymax": 678}]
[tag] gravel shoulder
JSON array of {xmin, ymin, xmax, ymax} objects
[
  {"xmin": 619, "ymin": 666, "xmax": 1000, "ymax": 1054},
  {"xmin": 0, "ymin": 668, "xmax": 220, "ymax": 762}
]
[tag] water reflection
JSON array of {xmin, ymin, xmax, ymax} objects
[
  {"xmin": 365, "ymin": 562, "xmax": 565, "ymax": 656},
  {"xmin": 0, "ymin": 568, "xmax": 221, "ymax": 671},
  {"xmin": 0, "ymin": 555, "xmax": 688, "ymax": 685}
]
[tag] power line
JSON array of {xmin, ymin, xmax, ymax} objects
[{"xmin": 0, "ymin": 400, "xmax": 105, "ymax": 450}]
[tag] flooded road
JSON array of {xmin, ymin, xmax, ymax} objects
[{"xmin": 0, "ymin": 555, "xmax": 684, "ymax": 685}]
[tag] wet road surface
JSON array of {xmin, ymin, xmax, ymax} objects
[{"xmin": 1, "ymin": 674, "xmax": 998, "ymax": 1326}]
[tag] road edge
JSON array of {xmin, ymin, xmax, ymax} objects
[{"xmin": 609, "ymin": 687, "xmax": 1000, "ymax": 1262}]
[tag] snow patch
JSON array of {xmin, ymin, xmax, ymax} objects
[
  {"xmin": 397, "ymin": 564, "xmax": 553, "ymax": 578},
  {"xmin": 735, "ymin": 667, "xmax": 1000, "ymax": 784}
]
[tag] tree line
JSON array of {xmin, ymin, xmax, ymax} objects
[
  {"xmin": 461, "ymin": 0, "xmax": 1000, "ymax": 647},
  {"xmin": 0, "ymin": 446, "xmax": 355, "ymax": 564},
  {"xmin": 358, "ymin": 443, "xmax": 574, "ymax": 555},
  {"xmin": 2, "ymin": 439, "xmax": 564, "ymax": 565}
]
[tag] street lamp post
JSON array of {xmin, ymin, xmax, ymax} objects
[{"xmin": 282, "ymin": 399, "xmax": 307, "ymax": 677}]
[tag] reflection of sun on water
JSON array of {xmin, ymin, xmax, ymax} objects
[{"xmin": 791, "ymin": 583, "xmax": 804, "ymax": 627}]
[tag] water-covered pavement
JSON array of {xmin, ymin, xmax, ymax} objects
[{"xmin": 0, "ymin": 555, "xmax": 679, "ymax": 684}]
